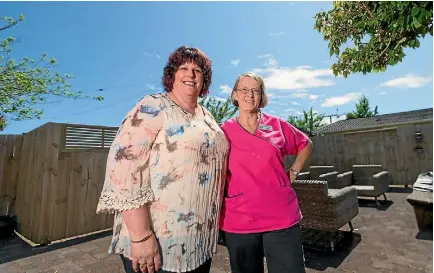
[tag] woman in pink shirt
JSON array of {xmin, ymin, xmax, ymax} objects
[{"xmin": 219, "ymin": 72, "xmax": 312, "ymax": 273}]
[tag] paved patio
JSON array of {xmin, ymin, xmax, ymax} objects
[{"xmin": 0, "ymin": 187, "xmax": 432, "ymax": 273}]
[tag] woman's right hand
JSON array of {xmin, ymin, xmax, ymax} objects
[{"xmin": 130, "ymin": 233, "xmax": 161, "ymax": 273}]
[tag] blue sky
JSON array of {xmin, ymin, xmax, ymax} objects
[{"xmin": 2, "ymin": 1, "xmax": 433, "ymax": 134}]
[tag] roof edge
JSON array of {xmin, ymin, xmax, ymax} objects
[{"xmin": 317, "ymin": 118, "xmax": 433, "ymax": 135}]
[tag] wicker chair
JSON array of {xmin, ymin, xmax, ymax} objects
[
  {"xmin": 297, "ymin": 165, "xmax": 336, "ymax": 180},
  {"xmin": 292, "ymin": 179, "xmax": 359, "ymax": 251},
  {"xmin": 335, "ymin": 165, "xmax": 389, "ymax": 208}
]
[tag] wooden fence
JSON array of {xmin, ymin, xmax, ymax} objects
[
  {"xmin": 0, "ymin": 134, "xmax": 23, "ymax": 215},
  {"xmin": 1, "ymin": 120, "xmax": 432, "ymax": 243},
  {"xmin": 310, "ymin": 122, "xmax": 433, "ymax": 186},
  {"xmin": 6, "ymin": 122, "xmax": 118, "ymax": 244}
]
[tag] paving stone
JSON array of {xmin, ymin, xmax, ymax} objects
[
  {"xmin": 49, "ymin": 259, "xmax": 77, "ymax": 271},
  {"xmin": 57, "ymin": 247, "xmax": 81, "ymax": 256},
  {"xmin": 0, "ymin": 189, "xmax": 431, "ymax": 273},
  {"xmin": 77, "ymin": 244, "xmax": 100, "ymax": 253},
  {"xmin": 0, "ymin": 262, "xmax": 25, "ymax": 273},
  {"xmin": 61, "ymin": 265, "xmax": 88, "ymax": 273},
  {"xmin": 355, "ymin": 265, "xmax": 389, "ymax": 273}
]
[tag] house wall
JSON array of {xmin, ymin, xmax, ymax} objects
[{"xmin": 310, "ymin": 122, "xmax": 433, "ymax": 185}]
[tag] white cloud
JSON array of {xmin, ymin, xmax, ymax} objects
[
  {"xmin": 321, "ymin": 92, "xmax": 362, "ymax": 107},
  {"xmin": 266, "ymin": 57, "xmax": 278, "ymax": 67},
  {"xmin": 220, "ymin": 84, "xmax": 232, "ymax": 94},
  {"xmin": 257, "ymin": 54, "xmax": 278, "ymax": 67},
  {"xmin": 290, "ymin": 101, "xmax": 299, "ymax": 105},
  {"xmin": 143, "ymin": 52, "xmax": 160, "ymax": 59},
  {"xmin": 268, "ymin": 32, "xmax": 284, "ymax": 36},
  {"xmin": 208, "ymin": 96, "xmax": 226, "ymax": 103},
  {"xmin": 230, "ymin": 59, "xmax": 240, "ymax": 66},
  {"xmin": 292, "ymin": 93, "xmax": 309, "ymax": 99},
  {"xmin": 380, "ymin": 74, "xmax": 432, "ymax": 88},
  {"xmin": 258, "ymin": 54, "xmax": 273, "ymax": 58},
  {"xmin": 289, "ymin": 91, "xmax": 319, "ymax": 101},
  {"xmin": 269, "ymin": 100, "xmax": 289, "ymax": 106},
  {"xmin": 284, "ymin": 108, "xmax": 303, "ymax": 115},
  {"xmin": 255, "ymin": 66, "xmax": 334, "ymax": 90},
  {"xmin": 309, "ymin": 94, "xmax": 319, "ymax": 101},
  {"xmin": 146, "ymin": 84, "xmax": 157, "ymax": 90},
  {"xmin": 379, "ymin": 91, "xmax": 387, "ymax": 95}
]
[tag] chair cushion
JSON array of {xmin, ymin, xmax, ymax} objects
[
  {"xmin": 353, "ymin": 185, "xmax": 375, "ymax": 191},
  {"xmin": 353, "ymin": 185, "xmax": 378, "ymax": 197}
]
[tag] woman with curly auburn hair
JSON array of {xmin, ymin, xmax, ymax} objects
[{"xmin": 96, "ymin": 45, "xmax": 229, "ymax": 273}]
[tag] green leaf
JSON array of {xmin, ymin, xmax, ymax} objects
[
  {"xmin": 0, "ymin": 14, "xmax": 104, "ymax": 131},
  {"xmin": 413, "ymin": 17, "xmax": 422, "ymax": 28},
  {"xmin": 329, "ymin": 47, "xmax": 335, "ymax": 57},
  {"xmin": 313, "ymin": 1, "xmax": 433, "ymax": 77}
]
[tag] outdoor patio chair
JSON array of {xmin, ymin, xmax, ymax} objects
[
  {"xmin": 296, "ymin": 165, "xmax": 335, "ymax": 180},
  {"xmin": 318, "ymin": 171, "xmax": 350, "ymax": 189},
  {"xmin": 292, "ymin": 179, "xmax": 359, "ymax": 252},
  {"xmin": 336, "ymin": 165, "xmax": 389, "ymax": 208}
]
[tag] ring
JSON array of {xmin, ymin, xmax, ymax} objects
[{"xmin": 147, "ymin": 262, "xmax": 155, "ymax": 266}]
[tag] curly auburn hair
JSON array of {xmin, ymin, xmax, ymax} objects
[{"xmin": 162, "ymin": 46, "xmax": 212, "ymax": 98}]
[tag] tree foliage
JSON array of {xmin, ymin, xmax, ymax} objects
[
  {"xmin": 0, "ymin": 15, "xmax": 103, "ymax": 130},
  {"xmin": 346, "ymin": 95, "xmax": 378, "ymax": 119},
  {"xmin": 198, "ymin": 96, "xmax": 237, "ymax": 125},
  {"xmin": 287, "ymin": 107, "xmax": 326, "ymax": 136},
  {"xmin": 314, "ymin": 1, "xmax": 433, "ymax": 78}
]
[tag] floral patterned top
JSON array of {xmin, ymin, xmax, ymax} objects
[{"xmin": 96, "ymin": 93, "xmax": 229, "ymax": 272}]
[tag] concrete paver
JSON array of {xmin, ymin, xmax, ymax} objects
[{"xmin": 0, "ymin": 187, "xmax": 432, "ymax": 272}]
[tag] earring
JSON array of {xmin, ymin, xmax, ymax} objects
[{"xmin": 233, "ymin": 100, "xmax": 239, "ymax": 107}]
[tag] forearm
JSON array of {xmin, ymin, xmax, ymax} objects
[
  {"xmin": 291, "ymin": 141, "xmax": 312, "ymax": 172},
  {"xmin": 122, "ymin": 205, "xmax": 152, "ymax": 240}
]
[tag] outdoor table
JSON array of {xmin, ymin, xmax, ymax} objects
[{"xmin": 406, "ymin": 172, "xmax": 433, "ymax": 230}]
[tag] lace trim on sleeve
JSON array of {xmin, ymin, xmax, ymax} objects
[{"xmin": 96, "ymin": 187, "xmax": 155, "ymax": 214}]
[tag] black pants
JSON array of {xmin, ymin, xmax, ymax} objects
[
  {"xmin": 224, "ymin": 224, "xmax": 306, "ymax": 273},
  {"xmin": 120, "ymin": 255, "xmax": 212, "ymax": 273}
]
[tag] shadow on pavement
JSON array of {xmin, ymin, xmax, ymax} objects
[
  {"xmin": 302, "ymin": 229, "xmax": 362, "ymax": 271},
  {"xmin": 0, "ymin": 230, "xmax": 112, "ymax": 264}
]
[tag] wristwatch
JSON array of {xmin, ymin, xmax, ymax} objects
[{"xmin": 289, "ymin": 168, "xmax": 300, "ymax": 176}]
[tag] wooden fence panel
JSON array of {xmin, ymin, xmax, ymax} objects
[
  {"xmin": 396, "ymin": 123, "xmax": 433, "ymax": 184},
  {"xmin": 12, "ymin": 123, "xmax": 115, "ymax": 244},
  {"xmin": 56, "ymin": 149, "xmax": 113, "ymax": 241},
  {"xmin": 0, "ymin": 135, "xmax": 23, "ymax": 214},
  {"xmin": 311, "ymin": 123, "xmax": 432, "ymax": 186}
]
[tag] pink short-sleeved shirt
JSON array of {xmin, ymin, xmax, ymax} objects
[{"xmin": 219, "ymin": 112, "xmax": 310, "ymax": 233}]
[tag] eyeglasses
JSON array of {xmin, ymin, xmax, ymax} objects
[{"xmin": 236, "ymin": 88, "xmax": 261, "ymax": 95}]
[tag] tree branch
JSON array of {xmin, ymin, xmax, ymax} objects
[{"xmin": 359, "ymin": 2, "xmax": 375, "ymax": 19}]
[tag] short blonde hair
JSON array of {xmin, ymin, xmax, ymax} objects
[{"xmin": 230, "ymin": 72, "xmax": 268, "ymax": 108}]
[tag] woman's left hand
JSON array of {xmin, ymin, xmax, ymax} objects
[{"xmin": 289, "ymin": 172, "xmax": 296, "ymax": 182}]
